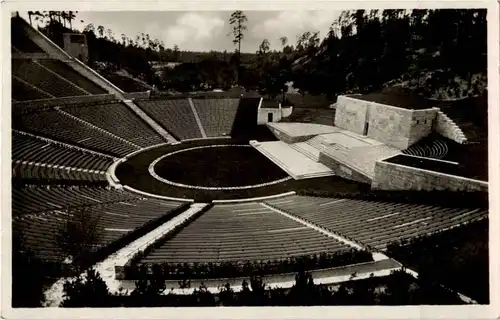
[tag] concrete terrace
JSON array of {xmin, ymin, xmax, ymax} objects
[{"xmin": 260, "ymin": 122, "xmax": 401, "ymax": 182}]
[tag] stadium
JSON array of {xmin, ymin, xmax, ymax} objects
[{"xmin": 9, "ymin": 10, "xmax": 490, "ymax": 307}]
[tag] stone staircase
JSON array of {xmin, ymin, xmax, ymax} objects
[
  {"xmin": 289, "ymin": 142, "xmax": 321, "ymax": 161},
  {"xmin": 250, "ymin": 140, "xmax": 335, "ymax": 180},
  {"xmin": 435, "ymin": 111, "xmax": 468, "ymax": 144}
]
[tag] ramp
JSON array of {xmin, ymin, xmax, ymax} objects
[{"xmin": 250, "ymin": 140, "xmax": 335, "ymax": 180}]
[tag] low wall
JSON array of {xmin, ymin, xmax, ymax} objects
[
  {"xmin": 318, "ymin": 152, "xmax": 372, "ymax": 184},
  {"xmin": 123, "ymin": 91, "xmax": 151, "ymax": 100},
  {"xmin": 372, "ymin": 160, "xmax": 488, "ymax": 192},
  {"xmin": 12, "ymin": 94, "xmax": 117, "ymax": 114}
]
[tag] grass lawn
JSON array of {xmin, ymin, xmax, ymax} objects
[{"xmin": 154, "ymin": 145, "xmax": 288, "ymax": 188}]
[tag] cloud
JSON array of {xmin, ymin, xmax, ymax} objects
[
  {"xmin": 251, "ymin": 11, "xmax": 340, "ymax": 48},
  {"xmin": 161, "ymin": 13, "xmax": 225, "ymax": 50}
]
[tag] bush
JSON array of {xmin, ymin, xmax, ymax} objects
[{"xmin": 61, "ymin": 268, "xmax": 114, "ymax": 307}]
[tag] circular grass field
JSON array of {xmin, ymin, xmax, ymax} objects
[
  {"xmin": 115, "ymin": 139, "xmax": 369, "ymax": 201},
  {"xmin": 152, "ymin": 145, "xmax": 289, "ymax": 188}
]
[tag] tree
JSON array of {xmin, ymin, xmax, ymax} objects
[
  {"xmin": 27, "ymin": 11, "xmax": 34, "ymax": 25},
  {"xmin": 129, "ymin": 264, "xmax": 166, "ymax": 307},
  {"xmin": 228, "ymin": 10, "xmax": 248, "ymax": 85},
  {"xmin": 61, "ymin": 268, "xmax": 113, "ymax": 307},
  {"xmin": 55, "ymin": 209, "xmax": 103, "ymax": 272},
  {"xmin": 279, "ymin": 36, "xmax": 288, "ymax": 49},
  {"xmin": 192, "ymin": 283, "xmax": 216, "ymax": 306},
  {"xmin": 173, "ymin": 44, "xmax": 180, "ymax": 61},
  {"xmin": 218, "ymin": 283, "xmax": 235, "ymax": 306},
  {"xmin": 67, "ymin": 11, "xmax": 77, "ymax": 29},
  {"xmin": 97, "ymin": 25, "xmax": 104, "ymax": 38},
  {"xmin": 257, "ymin": 38, "xmax": 270, "ymax": 55}
]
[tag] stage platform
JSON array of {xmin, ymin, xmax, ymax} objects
[
  {"xmin": 263, "ymin": 122, "xmax": 401, "ymax": 184},
  {"xmin": 250, "ymin": 140, "xmax": 335, "ymax": 180},
  {"xmin": 267, "ymin": 122, "xmax": 340, "ymax": 143}
]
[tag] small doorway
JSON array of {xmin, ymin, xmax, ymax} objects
[
  {"xmin": 363, "ymin": 122, "xmax": 369, "ymax": 136},
  {"xmin": 268, "ymin": 113, "xmax": 273, "ymax": 122}
]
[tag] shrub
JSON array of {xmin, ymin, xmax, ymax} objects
[{"xmin": 124, "ymin": 248, "xmax": 373, "ymax": 280}]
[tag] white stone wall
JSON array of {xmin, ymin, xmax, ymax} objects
[
  {"xmin": 366, "ymin": 103, "xmax": 413, "ymax": 149},
  {"xmin": 258, "ymin": 108, "xmax": 282, "ymax": 125},
  {"xmin": 407, "ymin": 109, "xmax": 438, "ymax": 146},
  {"xmin": 336, "ymin": 95, "xmax": 440, "ymax": 149},
  {"xmin": 372, "ymin": 161, "xmax": 488, "ymax": 192},
  {"xmin": 334, "ymin": 96, "xmax": 369, "ymax": 134},
  {"xmin": 435, "ymin": 111, "xmax": 468, "ymax": 144}
]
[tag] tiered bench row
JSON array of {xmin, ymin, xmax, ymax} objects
[
  {"xmin": 12, "ymin": 59, "xmax": 88, "ymax": 98},
  {"xmin": 191, "ymin": 98, "xmax": 239, "ymax": 137},
  {"xmin": 12, "ymin": 132, "xmax": 113, "ymax": 182},
  {"xmin": 14, "ymin": 109, "xmax": 139, "ymax": 157},
  {"xmin": 137, "ymin": 99, "xmax": 203, "ymax": 140},
  {"xmin": 264, "ymin": 196, "xmax": 488, "ymax": 251},
  {"xmin": 12, "ymin": 76, "xmax": 52, "ymax": 101},
  {"xmin": 12, "ymin": 186, "xmax": 138, "ymax": 216},
  {"xmin": 139, "ymin": 202, "xmax": 350, "ymax": 264},
  {"xmin": 38, "ymin": 59, "xmax": 107, "ymax": 95},
  {"xmin": 13, "ymin": 186, "xmax": 185, "ymax": 262},
  {"xmin": 402, "ymin": 139, "xmax": 449, "ymax": 159},
  {"xmin": 11, "ymin": 20, "xmax": 45, "ymax": 53},
  {"xmin": 62, "ymin": 103, "xmax": 166, "ymax": 147}
]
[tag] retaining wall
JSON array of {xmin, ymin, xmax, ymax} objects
[
  {"xmin": 318, "ymin": 152, "xmax": 372, "ymax": 184},
  {"xmin": 372, "ymin": 160, "xmax": 488, "ymax": 192}
]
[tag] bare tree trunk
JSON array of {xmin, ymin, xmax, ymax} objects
[{"xmin": 237, "ymin": 21, "xmax": 241, "ymax": 86}]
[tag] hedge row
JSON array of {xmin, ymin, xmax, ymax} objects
[{"xmin": 123, "ymin": 248, "xmax": 373, "ymax": 280}]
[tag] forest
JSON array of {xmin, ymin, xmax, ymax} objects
[{"xmin": 28, "ymin": 9, "xmax": 487, "ymax": 100}]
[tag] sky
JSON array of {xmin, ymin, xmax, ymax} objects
[{"xmin": 22, "ymin": 11, "xmax": 341, "ymax": 52}]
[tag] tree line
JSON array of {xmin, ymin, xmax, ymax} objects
[
  {"xmin": 27, "ymin": 9, "xmax": 486, "ymax": 100},
  {"xmin": 164, "ymin": 9, "xmax": 487, "ymax": 101}
]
